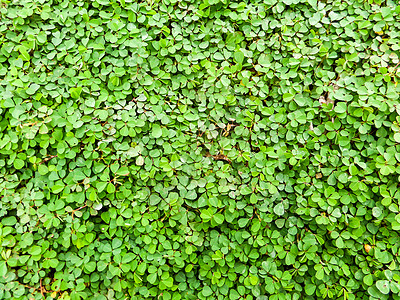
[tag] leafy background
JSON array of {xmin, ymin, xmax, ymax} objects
[{"xmin": 1, "ymin": 0, "xmax": 400, "ymax": 299}]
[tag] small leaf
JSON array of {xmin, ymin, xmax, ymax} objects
[
  {"xmin": 136, "ymin": 156, "xmax": 145, "ymax": 166},
  {"xmin": 152, "ymin": 124, "xmax": 162, "ymax": 138},
  {"xmin": 147, "ymin": 273, "xmax": 157, "ymax": 284},
  {"xmin": 213, "ymin": 213, "xmax": 224, "ymax": 225},
  {"xmin": 274, "ymin": 202, "xmax": 285, "ymax": 216},
  {"xmin": 364, "ymin": 274, "xmax": 374, "ymax": 286},
  {"xmin": 376, "ymin": 280, "xmax": 390, "ymax": 294},
  {"xmin": 70, "ymin": 87, "xmax": 83, "ymax": 99},
  {"xmin": 233, "ymin": 51, "xmax": 244, "ymax": 64},
  {"xmin": 13, "ymin": 159, "xmax": 25, "ymax": 169},
  {"xmin": 0, "ymin": 261, "xmax": 7, "ymax": 277}
]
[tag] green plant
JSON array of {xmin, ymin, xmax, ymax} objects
[{"xmin": 1, "ymin": 0, "xmax": 400, "ymax": 299}]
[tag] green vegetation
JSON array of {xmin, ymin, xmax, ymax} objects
[{"xmin": 1, "ymin": 0, "xmax": 400, "ymax": 299}]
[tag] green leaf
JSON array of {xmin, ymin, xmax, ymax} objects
[
  {"xmin": 376, "ymin": 280, "xmax": 390, "ymax": 294},
  {"xmin": 274, "ymin": 202, "xmax": 285, "ymax": 216},
  {"xmin": 26, "ymin": 83, "xmax": 40, "ymax": 95},
  {"xmin": 96, "ymin": 181, "xmax": 108, "ymax": 193},
  {"xmin": 70, "ymin": 87, "xmax": 83, "ymax": 99},
  {"xmin": 147, "ymin": 273, "xmax": 157, "ymax": 284},
  {"xmin": 364, "ymin": 274, "xmax": 374, "ymax": 286},
  {"xmin": 107, "ymin": 182, "xmax": 116, "ymax": 193},
  {"xmin": 116, "ymin": 166, "xmax": 130, "ymax": 176},
  {"xmin": 334, "ymin": 102, "xmax": 347, "ymax": 114},
  {"xmin": 305, "ymin": 284, "xmax": 316, "ymax": 296},
  {"xmin": 202, "ymin": 286, "xmax": 213, "ymax": 297},
  {"xmin": 2, "ymin": 216, "xmax": 17, "ymax": 226},
  {"xmin": 233, "ymin": 51, "xmax": 244, "ymax": 64},
  {"xmin": 0, "ymin": 261, "xmax": 7, "ymax": 277},
  {"xmin": 213, "ymin": 213, "xmax": 224, "ymax": 225},
  {"xmin": 200, "ymin": 209, "xmax": 213, "ymax": 222},
  {"xmin": 380, "ymin": 165, "xmax": 395, "ymax": 176},
  {"xmin": 29, "ymin": 245, "xmax": 42, "ymax": 256},
  {"xmin": 152, "ymin": 124, "xmax": 162, "ymax": 138},
  {"xmin": 394, "ymin": 133, "xmax": 400, "ymax": 143},
  {"xmin": 13, "ymin": 159, "xmax": 24, "ymax": 169},
  {"xmin": 85, "ymin": 261, "xmax": 97, "ymax": 273},
  {"xmin": 337, "ymin": 172, "xmax": 348, "ymax": 184},
  {"xmin": 136, "ymin": 156, "xmax": 145, "ymax": 166},
  {"xmin": 283, "ymin": 93, "xmax": 294, "ymax": 102}
]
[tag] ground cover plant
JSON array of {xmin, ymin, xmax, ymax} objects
[{"xmin": 1, "ymin": 0, "xmax": 400, "ymax": 299}]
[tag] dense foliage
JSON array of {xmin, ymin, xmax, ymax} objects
[{"xmin": 1, "ymin": 0, "xmax": 400, "ymax": 299}]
